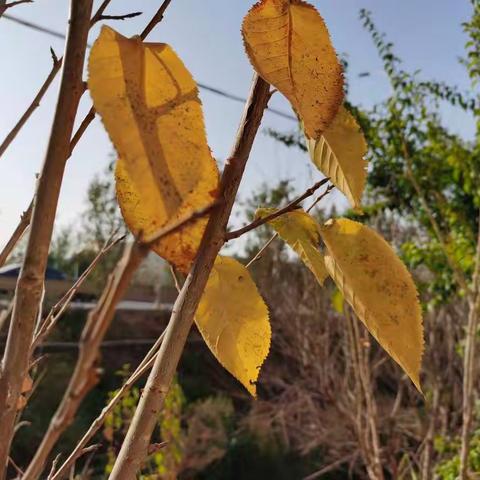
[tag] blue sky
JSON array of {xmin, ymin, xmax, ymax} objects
[{"xmin": 0, "ymin": 0, "xmax": 476, "ymax": 247}]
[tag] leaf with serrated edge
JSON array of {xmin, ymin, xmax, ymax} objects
[
  {"xmin": 319, "ymin": 218, "xmax": 424, "ymax": 391},
  {"xmin": 307, "ymin": 106, "xmax": 367, "ymax": 210},
  {"xmin": 256, "ymin": 208, "xmax": 329, "ymax": 285},
  {"xmin": 88, "ymin": 26, "xmax": 219, "ymax": 273},
  {"xmin": 242, "ymin": 0, "xmax": 344, "ymax": 139},
  {"xmin": 195, "ymin": 256, "xmax": 271, "ymax": 396}
]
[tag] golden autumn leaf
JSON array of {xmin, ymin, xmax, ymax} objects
[
  {"xmin": 306, "ymin": 106, "xmax": 368, "ymax": 210},
  {"xmin": 242, "ymin": 0, "xmax": 344, "ymax": 139},
  {"xmin": 195, "ymin": 256, "xmax": 271, "ymax": 396},
  {"xmin": 256, "ymin": 208, "xmax": 329, "ymax": 285},
  {"xmin": 319, "ymin": 218, "xmax": 424, "ymax": 391},
  {"xmin": 88, "ymin": 26, "xmax": 219, "ymax": 272}
]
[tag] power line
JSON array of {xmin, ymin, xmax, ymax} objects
[{"xmin": 3, "ymin": 13, "xmax": 297, "ymax": 122}]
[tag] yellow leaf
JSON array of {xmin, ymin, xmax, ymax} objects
[
  {"xmin": 242, "ymin": 0, "xmax": 344, "ymax": 139},
  {"xmin": 88, "ymin": 26, "xmax": 219, "ymax": 272},
  {"xmin": 256, "ymin": 208, "xmax": 329, "ymax": 285},
  {"xmin": 319, "ymin": 218, "xmax": 424, "ymax": 391},
  {"xmin": 306, "ymin": 106, "xmax": 368, "ymax": 210},
  {"xmin": 195, "ymin": 256, "xmax": 271, "ymax": 396}
]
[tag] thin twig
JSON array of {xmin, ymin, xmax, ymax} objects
[
  {"xmin": 246, "ymin": 233, "xmax": 278, "ymax": 268},
  {"xmin": 0, "ymin": 54, "xmax": 62, "ymax": 159},
  {"xmin": 225, "ymin": 178, "xmax": 329, "ymax": 241},
  {"xmin": 50, "ymin": 332, "xmax": 165, "ymax": 480},
  {"xmin": 0, "ymin": 0, "xmax": 31, "ymax": 16},
  {"xmin": 97, "ymin": 11, "xmax": 142, "ymax": 22},
  {"xmin": 0, "ymin": 2, "xmax": 93, "ymax": 476},
  {"xmin": 140, "ymin": 0, "xmax": 172, "ymax": 40},
  {"xmin": 31, "ymin": 234, "xmax": 124, "ymax": 350},
  {"xmin": 0, "ymin": 200, "xmax": 33, "ymax": 268},
  {"xmin": 141, "ymin": 200, "xmax": 222, "ymax": 245},
  {"xmin": 306, "ymin": 184, "xmax": 334, "ymax": 213},
  {"xmin": 46, "ymin": 454, "xmax": 62, "ymax": 480},
  {"xmin": 7, "ymin": 456, "xmax": 24, "ymax": 478},
  {"xmin": 303, "ymin": 454, "xmax": 355, "ymax": 480}
]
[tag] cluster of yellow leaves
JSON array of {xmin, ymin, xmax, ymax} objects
[
  {"xmin": 243, "ymin": 0, "xmax": 422, "ymax": 389},
  {"xmin": 242, "ymin": 0, "xmax": 367, "ymax": 210},
  {"xmin": 88, "ymin": 0, "xmax": 423, "ymax": 395},
  {"xmin": 260, "ymin": 210, "xmax": 424, "ymax": 390}
]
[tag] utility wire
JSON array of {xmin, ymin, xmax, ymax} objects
[{"xmin": 3, "ymin": 13, "xmax": 297, "ymax": 122}]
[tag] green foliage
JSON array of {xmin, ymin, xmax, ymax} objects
[
  {"xmin": 351, "ymin": 9, "xmax": 480, "ymax": 303},
  {"xmin": 435, "ymin": 408, "xmax": 480, "ymax": 479},
  {"xmin": 104, "ymin": 367, "xmax": 185, "ymax": 479}
]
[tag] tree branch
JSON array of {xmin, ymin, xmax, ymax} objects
[
  {"xmin": 0, "ymin": 0, "xmax": 31, "ymax": 16},
  {"xmin": 23, "ymin": 241, "xmax": 148, "ymax": 480},
  {"xmin": 140, "ymin": 0, "xmax": 172, "ymax": 40},
  {"xmin": 141, "ymin": 200, "xmax": 222, "ymax": 245},
  {"xmin": 96, "ymin": 11, "xmax": 142, "ymax": 22},
  {"xmin": 0, "ymin": 2, "xmax": 93, "ymax": 476},
  {"xmin": 0, "ymin": 200, "xmax": 33, "ymax": 267},
  {"xmin": 245, "ymin": 183, "xmax": 334, "ymax": 268},
  {"xmin": 108, "ymin": 74, "xmax": 271, "ymax": 480},
  {"xmin": 225, "ymin": 178, "xmax": 329, "ymax": 241},
  {"xmin": 0, "ymin": 54, "xmax": 62, "ymax": 160},
  {"xmin": 30, "ymin": 234, "xmax": 124, "ymax": 351},
  {"xmin": 50, "ymin": 332, "xmax": 167, "ymax": 480}
]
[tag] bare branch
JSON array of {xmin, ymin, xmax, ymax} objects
[
  {"xmin": 141, "ymin": 200, "xmax": 222, "ymax": 245},
  {"xmin": 0, "ymin": 54, "xmax": 61, "ymax": 159},
  {"xmin": 0, "ymin": 2, "xmax": 93, "ymax": 475},
  {"xmin": 0, "ymin": 201, "xmax": 33, "ymax": 267},
  {"xmin": 225, "ymin": 178, "xmax": 329, "ymax": 241},
  {"xmin": 97, "ymin": 11, "xmax": 142, "ymax": 22},
  {"xmin": 0, "ymin": 0, "xmax": 31, "ymax": 16},
  {"xmin": 50, "ymin": 332, "xmax": 166, "ymax": 480},
  {"xmin": 46, "ymin": 454, "xmax": 62, "ymax": 480},
  {"xmin": 23, "ymin": 242, "xmax": 147, "ymax": 480},
  {"xmin": 31, "ymin": 234, "xmax": 125, "ymax": 350},
  {"xmin": 140, "ymin": 0, "xmax": 172, "ymax": 40},
  {"xmin": 246, "ymin": 233, "xmax": 278, "ymax": 268},
  {"xmin": 7, "ymin": 456, "xmax": 24, "ymax": 478}
]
